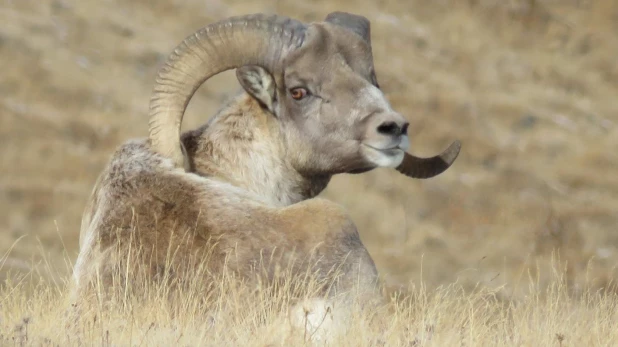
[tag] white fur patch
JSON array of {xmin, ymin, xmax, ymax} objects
[
  {"xmin": 399, "ymin": 134, "xmax": 410, "ymax": 151},
  {"xmin": 72, "ymin": 193, "xmax": 106, "ymax": 287},
  {"xmin": 356, "ymin": 85, "xmax": 394, "ymax": 113},
  {"xmin": 288, "ymin": 298, "xmax": 348, "ymax": 343},
  {"xmin": 361, "ymin": 146, "xmax": 405, "ymax": 168}
]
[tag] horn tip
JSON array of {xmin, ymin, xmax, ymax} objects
[{"xmin": 442, "ymin": 139, "xmax": 462, "ymax": 165}]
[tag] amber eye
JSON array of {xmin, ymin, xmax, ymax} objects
[{"xmin": 290, "ymin": 87, "xmax": 308, "ymax": 100}]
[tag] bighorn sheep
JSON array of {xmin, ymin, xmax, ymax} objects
[{"xmin": 71, "ymin": 11, "xmax": 460, "ymax": 338}]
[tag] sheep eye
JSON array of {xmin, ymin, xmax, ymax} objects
[{"xmin": 290, "ymin": 87, "xmax": 308, "ymax": 100}]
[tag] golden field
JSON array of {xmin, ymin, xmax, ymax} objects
[{"xmin": 1, "ymin": 0, "xmax": 617, "ymax": 345}]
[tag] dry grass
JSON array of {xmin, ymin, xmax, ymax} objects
[
  {"xmin": 2, "ymin": 253, "xmax": 618, "ymax": 345},
  {"xmin": 1, "ymin": 0, "xmax": 617, "ymax": 345}
]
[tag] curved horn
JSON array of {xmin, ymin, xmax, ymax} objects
[
  {"xmin": 325, "ymin": 12, "xmax": 380, "ymax": 87},
  {"xmin": 148, "ymin": 14, "xmax": 306, "ymax": 168},
  {"xmin": 396, "ymin": 140, "xmax": 461, "ymax": 179},
  {"xmin": 324, "ymin": 12, "xmax": 371, "ymax": 45}
]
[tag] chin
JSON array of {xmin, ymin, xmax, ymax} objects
[{"xmin": 361, "ymin": 145, "xmax": 405, "ymax": 168}]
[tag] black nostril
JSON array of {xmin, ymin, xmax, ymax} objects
[
  {"xmin": 377, "ymin": 121, "xmax": 402, "ymax": 136},
  {"xmin": 401, "ymin": 122, "xmax": 409, "ymax": 135}
]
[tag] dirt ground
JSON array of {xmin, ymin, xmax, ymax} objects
[{"xmin": 1, "ymin": 0, "xmax": 617, "ymax": 299}]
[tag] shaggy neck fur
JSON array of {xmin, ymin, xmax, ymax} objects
[{"xmin": 181, "ymin": 93, "xmax": 331, "ymax": 206}]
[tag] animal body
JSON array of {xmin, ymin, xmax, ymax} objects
[{"xmin": 71, "ymin": 11, "xmax": 461, "ymax": 340}]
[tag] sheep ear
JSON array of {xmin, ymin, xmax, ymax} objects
[{"xmin": 236, "ymin": 65, "xmax": 276, "ymax": 114}]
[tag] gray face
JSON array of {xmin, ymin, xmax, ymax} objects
[{"xmin": 236, "ymin": 23, "xmax": 409, "ymax": 177}]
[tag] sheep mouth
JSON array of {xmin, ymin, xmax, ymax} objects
[
  {"xmin": 360, "ymin": 143, "xmax": 406, "ymax": 168},
  {"xmin": 347, "ymin": 166, "xmax": 375, "ymax": 174},
  {"xmin": 362, "ymin": 143, "xmax": 406, "ymax": 155},
  {"xmin": 362, "ymin": 134, "xmax": 409, "ymax": 153}
]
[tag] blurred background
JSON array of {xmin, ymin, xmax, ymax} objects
[{"xmin": 1, "ymin": 0, "xmax": 617, "ymax": 299}]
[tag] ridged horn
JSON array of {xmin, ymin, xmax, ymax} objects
[
  {"xmin": 324, "ymin": 12, "xmax": 371, "ymax": 45},
  {"xmin": 396, "ymin": 140, "xmax": 461, "ymax": 179},
  {"xmin": 148, "ymin": 14, "xmax": 306, "ymax": 168}
]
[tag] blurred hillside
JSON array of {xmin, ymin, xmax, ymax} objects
[{"xmin": 1, "ymin": 0, "xmax": 617, "ymax": 298}]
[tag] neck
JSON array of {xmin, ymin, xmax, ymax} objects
[{"xmin": 181, "ymin": 94, "xmax": 331, "ymax": 206}]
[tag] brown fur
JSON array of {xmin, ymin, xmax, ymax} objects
[{"xmin": 72, "ymin": 94, "xmax": 379, "ymax": 306}]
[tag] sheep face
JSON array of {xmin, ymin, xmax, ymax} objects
[
  {"xmin": 236, "ymin": 23, "xmax": 409, "ymax": 177},
  {"xmin": 149, "ymin": 12, "xmax": 460, "ymax": 179}
]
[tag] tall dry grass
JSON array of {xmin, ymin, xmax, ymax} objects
[{"xmin": 2, "ymin": 251, "xmax": 618, "ymax": 346}]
